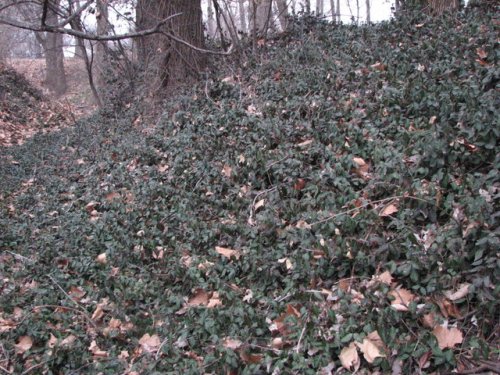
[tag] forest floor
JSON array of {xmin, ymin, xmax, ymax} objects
[
  {"xmin": 0, "ymin": 58, "xmax": 95, "ymax": 146},
  {"xmin": 0, "ymin": 5, "xmax": 498, "ymax": 375}
]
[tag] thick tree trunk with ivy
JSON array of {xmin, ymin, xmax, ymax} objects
[{"xmin": 136, "ymin": 0, "xmax": 204, "ymax": 95}]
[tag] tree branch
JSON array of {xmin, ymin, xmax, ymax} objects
[{"xmin": 0, "ymin": 12, "xmax": 182, "ymax": 41}]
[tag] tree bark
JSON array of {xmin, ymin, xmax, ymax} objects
[
  {"xmin": 207, "ymin": 0, "xmax": 216, "ymax": 36},
  {"xmin": 275, "ymin": 0, "xmax": 288, "ymax": 30},
  {"xmin": 255, "ymin": 0, "xmax": 272, "ymax": 35},
  {"xmin": 329, "ymin": 0, "xmax": 335, "ymax": 21},
  {"xmin": 136, "ymin": 0, "xmax": 205, "ymax": 94},
  {"xmin": 365, "ymin": 0, "xmax": 370, "ymax": 23},
  {"xmin": 44, "ymin": 0, "xmax": 66, "ymax": 96},
  {"xmin": 336, "ymin": 0, "xmax": 340, "ymax": 22},
  {"xmin": 95, "ymin": 0, "xmax": 109, "ymax": 92},
  {"xmin": 316, "ymin": 0, "xmax": 323, "ymax": 15},
  {"xmin": 238, "ymin": 0, "xmax": 247, "ymax": 32}
]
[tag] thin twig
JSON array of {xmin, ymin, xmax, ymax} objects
[
  {"xmin": 248, "ymin": 186, "xmax": 277, "ymax": 226},
  {"xmin": 295, "ymin": 314, "xmax": 309, "ymax": 354},
  {"xmin": 4, "ymin": 251, "xmax": 33, "ymax": 264},
  {"xmin": 46, "ymin": 276, "xmax": 97, "ymax": 329},
  {"xmin": 310, "ymin": 195, "xmax": 434, "ymax": 226}
]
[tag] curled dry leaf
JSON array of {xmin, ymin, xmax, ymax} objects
[
  {"xmin": 222, "ymin": 337, "xmax": 243, "ymax": 350},
  {"xmin": 222, "ymin": 164, "xmax": 232, "ymax": 178},
  {"xmin": 254, "ymin": 199, "xmax": 265, "ymax": 210},
  {"xmin": 432, "ymin": 325, "xmax": 463, "ymax": 349},
  {"xmin": 15, "ymin": 336, "xmax": 33, "ymax": 354},
  {"xmin": 377, "ymin": 271, "xmax": 393, "ymax": 285},
  {"xmin": 380, "ymin": 203, "xmax": 398, "ymax": 217},
  {"xmin": 139, "ymin": 333, "xmax": 161, "ymax": 353},
  {"xmin": 215, "ymin": 246, "xmax": 242, "ymax": 260},
  {"xmin": 389, "ymin": 288, "xmax": 416, "ymax": 311},
  {"xmin": 339, "ymin": 342, "xmax": 360, "ymax": 371},
  {"xmin": 444, "ymin": 283, "xmax": 470, "ymax": 301},
  {"xmin": 89, "ymin": 340, "xmax": 108, "ymax": 357},
  {"xmin": 240, "ymin": 351, "xmax": 263, "ymax": 364},
  {"xmin": 96, "ymin": 253, "xmax": 107, "ymax": 265},
  {"xmin": 356, "ymin": 337, "xmax": 386, "ymax": 363}
]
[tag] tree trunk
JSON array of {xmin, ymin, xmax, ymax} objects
[
  {"xmin": 336, "ymin": 0, "xmax": 340, "ymax": 22},
  {"xmin": 425, "ymin": 0, "xmax": 460, "ymax": 15},
  {"xmin": 238, "ymin": 0, "xmax": 247, "ymax": 32},
  {"xmin": 136, "ymin": 0, "xmax": 205, "ymax": 94},
  {"xmin": 329, "ymin": 0, "xmax": 335, "ymax": 21},
  {"xmin": 255, "ymin": 0, "xmax": 272, "ymax": 35},
  {"xmin": 316, "ymin": 0, "xmax": 323, "ymax": 15},
  {"xmin": 275, "ymin": 0, "xmax": 288, "ymax": 30},
  {"xmin": 207, "ymin": 0, "xmax": 216, "ymax": 37},
  {"xmin": 95, "ymin": 0, "xmax": 109, "ymax": 92},
  {"xmin": 304, "ymin": 0, "xmax": 311, "ymax": 13},
  {"xmin": 44, "ymin": 0, "xmax": 67, "ymax": 96},
  {"xmin": 365, "ymin": 0, "xmax": 370, "ymax": 23}
]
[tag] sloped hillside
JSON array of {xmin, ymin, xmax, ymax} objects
[
  {"xmin": 0, "ymin": 63, "xmax": 71, "ymax": 146},
  {"xmin": 0, "ymin": 5, "xmax": 498, "ymax": 374}
]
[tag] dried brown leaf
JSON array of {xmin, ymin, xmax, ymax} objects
[
  {"xmin": 222, "ymin": 337, "xmax": 243, "ymax": 350},
  {"xmin": 215, "ymin": 246, "xmax": 241, "ymax": 260},
  {"xmin": 15, "ymin": 336, "xmax": 33, "ymax": 353},
  {"xmin": 339, "ymin": 342, "xmax": 360, "ymax": 370},
  {"xmin": 139, "ymin": 333, "xmax": 161, "ymax": 353},
  {"xmin": 432, "ymin": 326, "xmax": 463, "ymax": 349}
]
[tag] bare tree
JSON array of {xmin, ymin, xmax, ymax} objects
[
  {"xmin": 238, "ymin": 0, "xmax": 247, "ymax": 32},
  {"xmin": 336, "ymin": 0, "xmax": 340, "ymax": 22},
  {"xmin": 207, "ymin": 0, "xmax": 216, "ymax": 36},
  {"xmin": 366, "ymin": 0, "xmax": 370, "ymax": 23},
  {"xmin": 329, "ymin": 0, "xmax": 335, "ymax": 21},
  {"xmin": 316, "ymin": 0, "xmax": 323, "ymax": 15},
  {"xmin": 94, "ymin": 0, "xmax": 109, "ymax": 92},
  {"xmin": 274, "ymin": 0, "xmax": 288, "ymax": 30}
]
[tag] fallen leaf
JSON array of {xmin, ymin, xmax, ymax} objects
[
  {"xmin": 139, "ymin": 333, "xmax": 161, "ymax": 353},
  {"xmin": 60, "ymin": 334, "xmax": 77, "ymax": 348},
  {"xmin": 476, "ymin": 48, "xmax": 488, "ymax": 60},
  {"xmin": 222, "ymin": 337, "xmax": 243, "ymax": 350},
  {"xmin": 271, "ymin": 337, "xmax": 284, "ymax": 349},
  {"xmin": 278, "ymin": 257, "xmax": 293, "ymax": 270},
  {"xmin": 389, "ymin": 288, "xmax": 416, "ymax": 311},
  {"xmin": 432, "ymin": 325, "xmax": 463, "ymax": 349},
  {"xmin": 96, "ymin": 253, "xmax": 107, "ymax": 265},
  {"xmin": 207, "ymin": 292, "xmax": 223, "ymax": 308},
  {"xmin": 422, "ymin": 312, "xmax": 441, "ymax": 329},
  {"xmin": 435, "ymin": 297, "xmax": 462, "ymax": 318},
  {"xmin": 293, "ymin": 178, "xmax": 307, "ymax": 190},
  {"xmin": 222, "ymin": 164, "xmax": 232, "ymax": 178},
  {"xmin": 352, "ymin": 157, "xmax": 370, "ymax": 179},
  {"xmin": 377, "ymin": 271, "xmax": 393, "ymax": 285},
  {"xmin": 15, "ymin": 336, "xmax": 33, "ymax": 354},
  {"xmin": 297, "ymin": 139, "xmax": 313, "ymax": 148},
  {"xmin": 105, "ymin": 191, "xmax": 120, "ymax": 202},
  {"xmin": 295, "ymin": 220, "xmax": 311, "ymax": 229},
  {"xmin": 356, "ymin": 337, "xmax": 385, "ymax": 363},
  {"xmin": 380, "ymin": 203, "xmax": 398, "ymax": 217},
  {"xmin": 89, "ymin": 340, "xmax": 108, "ymax": 357},
  {"xmin": 215, "ymin": 246, "xmax": 242, "ymax": 260},
  {"xmin": 242, "ymin": 289, "xmax": 253, "ymax": 303},
  {"xmin": 339, "ymin": 342, "xmax": 360, "ymax": 371},
  {"xmin": 444, "ymin": 283, "xmax": 470, "ymax": 301},
  {"xmin": 371, "ymin": 62, "xmax": 386, "ymax": 71},
  {"xmin": 187, "ymin": 289, "xmax": 210, "ymax": 306},
  {"xmin": 418, "ymin": 350, "xmax": 432, "ymax": 369},
  {"xmin": 68, "ymin": 286, "xmax": 86, "ymax": 302},
  {"xmin": 240, "ymin": 351, "xmax": 263, "ymax": 364},
  {"xmin": 254, "ymin": 199, "xmax": 265, "ymax": 210}
]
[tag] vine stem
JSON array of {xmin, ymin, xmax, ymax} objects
[{"xmin": 310, "ymin": 195, "xmax": 434, "ymax": 227}]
